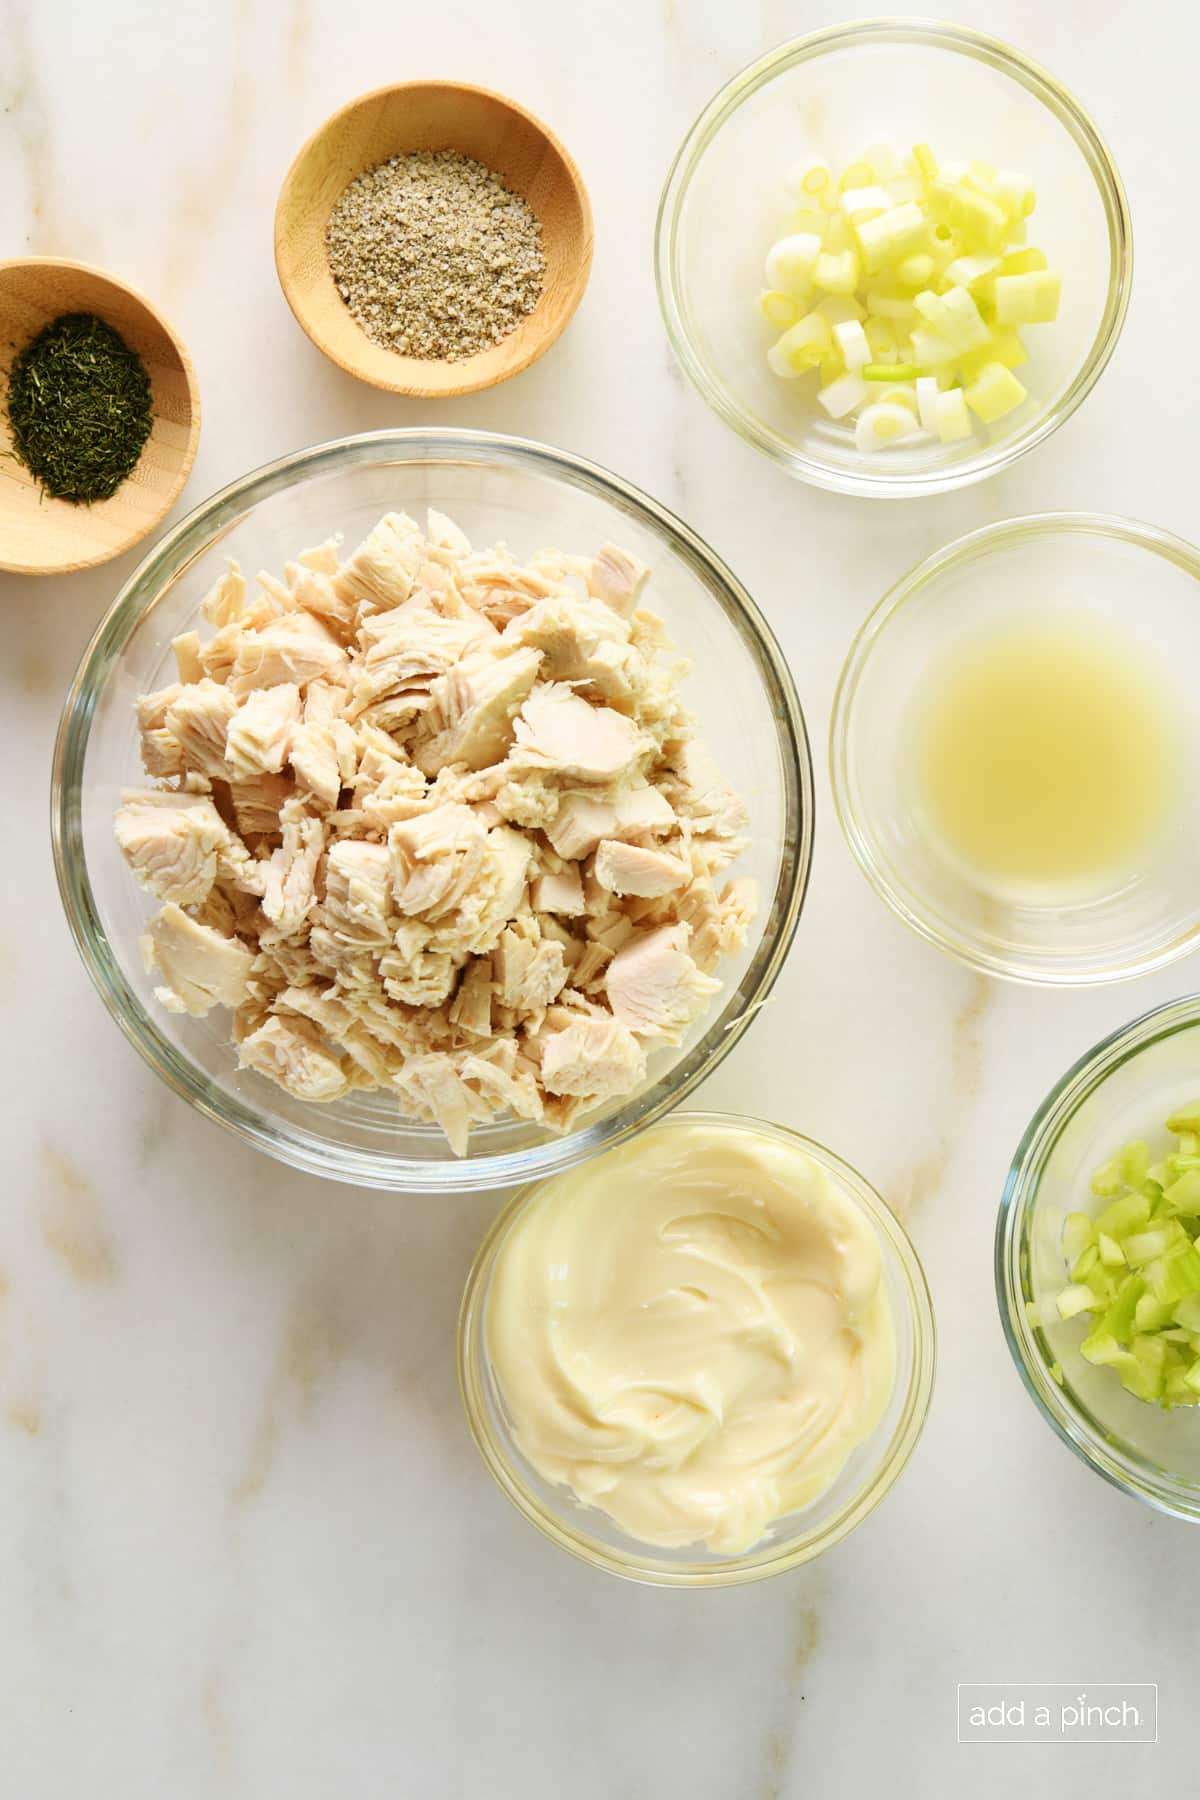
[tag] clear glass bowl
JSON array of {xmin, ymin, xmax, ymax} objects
[
  {"xmin": 655, "ymin": 20, "xmax": 1131, "ymax": 497},
  {"xmin": 458, "ymin": 1112, "xmax": 935, "ymax": 1585},
  {"xmin": 52, "ymin": 432, "xmax": 813, "ymax": 1193},
  {"xmin": 997, "ymin": 996, "xmax": 1200, "ymax": 1520},
  {"xmin": 830, "ymin": 514, "xmax": 1200, "ymax": 985}
]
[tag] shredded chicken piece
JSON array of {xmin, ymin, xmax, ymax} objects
[
  {"xmin": 141, "ymin": 904, "xmax": 255, "ymax": 1017},
  {"xmin": 115, "ymin": 512, "xmax": 755, "ymax": 1151},
  {"xmin": 605, "ymin": 923, "xmax": 722, "ymax": 1044},
  {"xmin": 115, "ymin": 790, "xmax": 237, "ymax": 907}
]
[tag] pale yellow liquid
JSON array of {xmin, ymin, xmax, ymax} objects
[{"xmin": 912, "ymin": 614, "xmax": 1179, "ymax": 896}]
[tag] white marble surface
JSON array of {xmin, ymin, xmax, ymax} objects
[{"xmin": 1, "ymin": 0, "xmax": 1195, "ymax": 1792}]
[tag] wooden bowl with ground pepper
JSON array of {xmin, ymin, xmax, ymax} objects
[
  {"xmin": 274, "ymin": 82, "xmax": 592, "ymax": 398},
  {"xmin": 0, "ymin": 258, "xmax": 200, "ymax": 577}
]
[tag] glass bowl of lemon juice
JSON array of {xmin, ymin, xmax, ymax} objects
[{"xmin": 831, "ymin": 514, "xmax": 1200, "ymax": 985}]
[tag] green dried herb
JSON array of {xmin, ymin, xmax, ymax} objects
[{"xmin": 6, "ymin": 311, "xmax": 153, "ymax": 504}]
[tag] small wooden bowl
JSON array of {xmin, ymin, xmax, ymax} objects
[
  {"xmin": 0, "ymin": 258, "xmax": 200, "ymax": 577},
  {"xmin": 274, "ymin": 81, "xmax": 593, "ymax": 398}
]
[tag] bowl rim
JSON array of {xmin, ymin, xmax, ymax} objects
[
  {"xmin": 654, "ymin": 17, "xmax": 1133, "ymax": 497},
  {"xmin": 829, "ymin": 510, "xmax": 1200, "ymax": 986},
  {"xmin": 458, "ymin": 1109, "xmax": 937, "ymax": 1585},
  {"xmin": 0, "ymin": 254, "xmax": 202, "ymax": 576},
  {"xmin": 51, "ymin": 427, "xmax": 814, "ymax": 1193},
  {"xmin": 995, "ymin": 992, "xmax": 1200, "ymax": 1521},
  {"xmin": 273, "ymin": 80, "xmax": 594, "ymax": 398}
]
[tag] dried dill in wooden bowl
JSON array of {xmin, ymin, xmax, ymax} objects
[
  {"xmin": 7, "ymin": 311, "xmax": 154, "ymax": 504},
  {"xmin": 0, "ymin": 257, "xmax": 200, "ymax": 576}
]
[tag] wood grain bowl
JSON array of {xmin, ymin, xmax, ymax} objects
[
  {"xmin": 274, "ymin": 81, "xmax": 593, "ymax": 399},
  {"xmin": 0, "ymin": 258, "xmax": 200, "ymax": 577}
]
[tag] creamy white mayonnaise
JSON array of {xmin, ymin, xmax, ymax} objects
[{"xmin": 486, "ymin": 1120, "xmax": 896, "ymax": 1553}]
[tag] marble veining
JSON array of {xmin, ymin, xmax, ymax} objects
[{"xmin": 1, "ymin": 0, "xmax": 1196, "ymax": 1794}]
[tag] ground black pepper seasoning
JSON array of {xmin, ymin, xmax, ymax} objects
[{"xmin": 6, "ymin": 311, "xmax": 154, "ymax": 503}]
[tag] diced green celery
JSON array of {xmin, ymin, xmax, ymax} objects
[
  {"xmin": 1124, "ymin": 1225, "xmax": 1186, "ymax": 1266},
  {"xmin": 863, "ymin": 362, "xmax": 918, "ymax": 381},
  {"xmin": 1149, "ymin": 1245, "xmax": 1200, "ymax": 1305},
  {"xmin": 1057, "ymin": 1283, "xmax": 1097, "ymax": 1321},
  {"xmin": 1098, "ymin": 1233, "xmax": 1126, "ymax": 1268},
  {"xmin": 1164, "ymin": 1169, "xmax": 1200, "ymax": 1216},
  {"xmin": 911, "ymin": 143, "xmax": 938, "ymax": 181},
  {"xmin": 1071, "ymin": 1243, "xmax": 1100, "ymax": 1281},
  {"xmin": 1185, "ymin": 1360, "xmax": 1200, "ymax": 1394},
  {"xmin": 1102, "ymin": 1275, "xmax": 1145, "ymax": 1345},
  {"xmin": 1172, "ymin": 1293, "xmax": 1200, "ymax": 1332},
  {"xmin": 1120, "ymin": 1142, "xmax": 1152, "ymax": 1189},
  {"xmin": 1090, "ymin": 1154, "xmax": 1127, "ymax": 1198},
  {"xmin": 1084, "ymin": 1267, "xmax": 1118, "ymax": 1308},
  {"xmin": 1094, "ymin": 1191, "xmax": 1152, "ymax": 1237},
  {"xmin": 1062, "ymin": 1212, "xmax": 1096, "ymax": 1264},
  {"xmin": 1135, "ymin": 1294, "xmax": 1172, "ymax": 1333},
  {"xmin": 1081, "ymin": 1329, "xmax": 1131, "ymax": 1368},
  {"xmin": 1166, "ymin": 1099, "xmax": 1200, "ymax": 1135},
  {"xmin": 1122, "ymin": 1335, "xmax": 1168, "ymax": 1401}
]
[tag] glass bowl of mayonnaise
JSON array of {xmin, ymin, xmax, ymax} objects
[{"xmin": 458, "ymin": 1112, "xmax": 935, "ymax": 1585}]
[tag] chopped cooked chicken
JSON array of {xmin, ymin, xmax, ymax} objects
[
  {"xmin": 229, "ymin": 612, "xmax": 349, "ymax": 697},
  {"xmin": 545, "ymin": 784, "xmax": 675, "ymax": 860},
  {"xmin": 605, "ymin": 923, "xmax": 721, "ymax": 1044},
  {"xmin": 164, "ymin": 680, "xmax": 240, "ymax": 777},
  {"xmin": 334, "ymin": 512, "xmax": 425, "ymax": 612},
  {"xmin": 172, "ymin": 632, "xmax": 204, "ymax": 684},
  {"xmin": 141, "ymin": 903, "xmax": 256, "ymax": 1017},
  {"xmin": 593, "ymin": 839, "xmax": 690, "ymax": 899},
  {"xmin": 512, "ymin": 683, "xmax": 650, "ymax": 784},
  {"xmin": 495, "ymin": 915, "xmax": 569, "ymax": 1014},
  {"xmin": 530, "ymin": 863, "xmax": 585, "ymax": 916},
  {"xmin": 414, "ymin": 644, "xmax": 541, "ymax": 774},
  {"xmin": 503, "ymin": 593, "xmax": 637, "ymax": 701},
  {"xmin": 540, "ymin": 1014, "xmax": 647, "ymax": 1100},
  {"xmin": 201, "ymin": 562, "xmax": 247, "ymax": 627},
  {"xmin": 137, "ymin": 684, "xmax": 186, "ymax": 779},
  {"xmin": 586, "ymin": 542, "xmax": 650, "ymax": 616},
  {"xmin": 258, "ymin": 800, "xmax": 325, "ymax": 940},
  {"xmin": 448, "ymin": 959, "xmax": 495, "ymax": 1038},
  {"xmin": 225, "ymin": 682, "xmax": 302, "ymax": 780},
  {"xmin": 115, "ymin": 790, "xmax": 235, "ymax": 906},
  {"xmin": 237, "ymin": 1014, "xmax": 349, "ymax": 1102},
  {"xmin": 322, "ymin": 839, "xmax": 393, "ymax": 945},
  {"xmin": 116, "ymin": 511, "xmax": 753, "ymax": 1151},
  {"xmin": 289, "ymin": 717, "xmax": 357, "ymax": 809}
]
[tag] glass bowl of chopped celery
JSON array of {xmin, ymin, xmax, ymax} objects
[
  {"xmin": 998, "ymin": 996, "xmax": 1200, "ymax": 1521},
  {"xmin": 655, "ymin": 20, "xmax": 1131, "ymax": 496},
  {"xmin": 52, "ymin": 430, "xmax": 812, "ymax": 1193}
]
